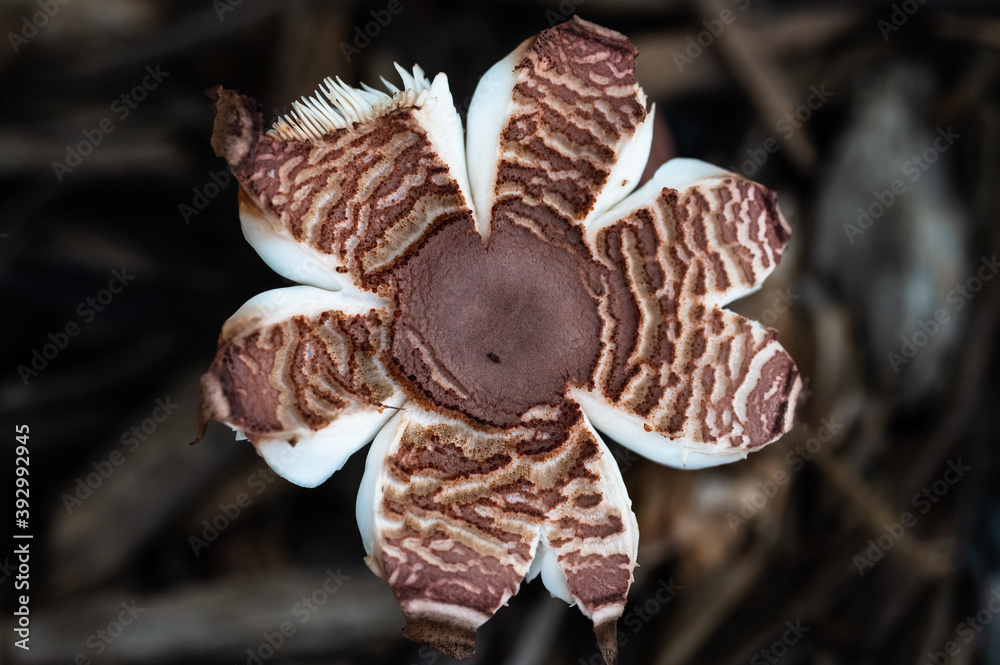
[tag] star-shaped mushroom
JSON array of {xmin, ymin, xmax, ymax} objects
[{"xmin": 195, "ymin": 16, "xmax": 801, "ymax": 664}]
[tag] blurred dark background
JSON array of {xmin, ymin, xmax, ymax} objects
[{"xmin": 2, "ymin": 0, "xmax": 1000, "ymax": 664}]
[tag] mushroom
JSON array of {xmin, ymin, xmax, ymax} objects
[{"xmin": 195, "ymin": 16, "xmax": 801, "ymax": 665}]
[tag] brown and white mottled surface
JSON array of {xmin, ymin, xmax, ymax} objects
[
  {"xmin": 581, "ymin": 171, "xmax": 799, "ymax": 455},
  {"xmin": 359, "ymin": 408, "xmax": 636, "ymax": 662},
  {"xmin": 196, "ymin": 16, "xmax": 800, "ymax": 663},
  {"xmin": 16, "ymin": 4, "xmax": 993, "ymax": 665},
  {"xmin": 196, "ymin": 298, "xmax": 397, "ymax": 442}
]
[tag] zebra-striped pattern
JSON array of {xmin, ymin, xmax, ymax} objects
[
  {"xmin": 200, "ymin": 17, "xmax": 802, "ymax": 665},
  {"xmin": 197, "ymin": 307, "xmax": 398, "ymax": 441},
  {"xmin": 492, "ymin": 17, "xmax": 646, "ymax": 229},
  {"xmin": 366, "ymin": 408, "xmax": 636, "ymax": 661},
  {"xmin": 235, "ymin": 107, "xmax": 472, "ymax": 291},
  {"xmin": 587, "ymin": 176, "xmax": 800, "ymax": 448},
  {"xmin": 541, "ymin": 415, "xmax": 637, "ymax": 664}
]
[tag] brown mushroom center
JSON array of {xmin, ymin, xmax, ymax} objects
[{"xmin": 389, "ymin": 215, "xmax": 604, "ymax": 427}]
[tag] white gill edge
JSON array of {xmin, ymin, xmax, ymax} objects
[
  {"xmin": 356, "ymin": 409, "xmax": 408, "ymax": 556},
  {"xmin": 528, "ymin": 412, "xmax": 638, "ymax": 608},
  {"xmin": 240, "ymin": 203, "xmax": 353, "ymax": 293},
  {"xmin": 257, "ymin": 65, "xmax": 479, "ymax": 268},
  {"xmin": 412, "ymin": 72, "xmax": 476, "ymax": 231},
  {"xmin": 587, "ymin": 157, "xmax": 732, "ymax": 237},
  {"xmin": 269, "ymin": 63, "xmax": 434, "ymax": 141},
  {"xmin": 254, "ymin": 397, "xmax": 407, "ymax": 488},
  {"xmin": 221, "ymin": 285, "xmax": 401, "ymax": 488},
  {"xmin": 221, "ymin": 284, "xmax": 386, "ymax": 341},
  {"xmin": 465, "ymin": 37, "xmax": 535, "ymax": 242},
  {"xmin": 585, "ymin": 157, "xmax": 765, "ymax": 306},
  {"xmin": 572, "ymin": 388, "xmax": 749, "ymax": 470},
  {"xmin": 585, "ymin": 94, "xmax": 656, "ymax": 225}
]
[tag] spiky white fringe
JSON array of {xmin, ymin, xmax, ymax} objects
[{"xmin": 269, "ymin": 63, "xmax": 434, "ymax": 141}]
